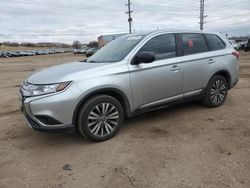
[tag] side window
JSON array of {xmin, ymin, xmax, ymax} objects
[
  {"xmin": 205, "ymin": 34, "xmax": 226, "ymax": 51},
  {"xmin": 181, "ymin": 33, "xmax": 208, "ymax": 55},
  {"xmin": 139, "ymin": 34, "xmax": 176, "ymax": 60}
]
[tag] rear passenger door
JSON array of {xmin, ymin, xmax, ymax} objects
[{"xmin": 179, "ymin": 33, "xmax": 212, "ymax": 96}]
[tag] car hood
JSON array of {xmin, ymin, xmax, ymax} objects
[{"xmin": 27, "ymin": 61, "xmax": 109, "ymax": 84}]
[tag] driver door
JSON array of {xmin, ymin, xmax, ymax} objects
[{"xmin": 128, "ymin": 33, "xmax": 183, "ymax": 110}]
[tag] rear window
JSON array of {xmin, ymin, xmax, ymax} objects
[
  {"xmin": 205, "ymin": 34, "xmax": 226, "ymax": 51},
  {"xmin": 181, "ymin": 33, "xmax": 208, "ymax": 55}
]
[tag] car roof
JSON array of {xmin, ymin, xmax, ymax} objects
[{"xmin": 128, "ymin": 29, "xmax": 222, "ymax": 37}]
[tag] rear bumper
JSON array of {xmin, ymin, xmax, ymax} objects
[{"xmin": 230, "ymin": 77, "xmax": 239, "ymax": 89}]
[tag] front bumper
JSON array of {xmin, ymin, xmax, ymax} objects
[
  {"xmin": 19, "ymin": 82, "xmax": 82, "ymax": 133},
  {"xmin": 21, "ymin": 106, "xmax": 74, "ymax": 133}
]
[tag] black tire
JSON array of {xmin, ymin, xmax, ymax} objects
[
  {"xmin": 77, "ymin": 95, "xmax": 124, "ymax": 142},
  {"xmin": 202, "ymin": 75, "xmax": 228, "ymax": 107}
]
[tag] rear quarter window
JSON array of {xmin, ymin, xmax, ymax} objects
[
  {"xmin": 205, "ymin": 34, "xmax": 226, "ymax": 51},
  {"xmin": 181, "ymin": 33, "xmax": 208, "ymax": 55}
]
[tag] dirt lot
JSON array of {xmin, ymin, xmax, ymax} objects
[{"xmin": 0, "ymin": 53, "xmax": 249, "ymax": 188}]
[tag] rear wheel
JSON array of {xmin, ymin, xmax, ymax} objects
[
  {"xmin": 202, "ymin": 75, "xmax": 228, "ymax": 107},
  {"xmin": 77, "ymin": 95, "xmax": 124, "ymax": 141}
]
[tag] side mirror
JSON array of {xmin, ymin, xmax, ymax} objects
[{"xmin": 132, "ymin": 52, "xmax": 155, "ymax": 65}]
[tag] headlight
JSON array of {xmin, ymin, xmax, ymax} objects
[{"xmin": 21, "ymin": 81, "xmax": 71, "ymax": 96}]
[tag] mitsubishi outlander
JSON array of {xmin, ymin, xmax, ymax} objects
[{"xmin": 20, "ymin": 30, "xmax": 239, "ymax": 141}]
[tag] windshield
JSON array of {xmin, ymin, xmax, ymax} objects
[{"xmin": 87, "ymin": 35, "xmax": 144, "ymax": 63}]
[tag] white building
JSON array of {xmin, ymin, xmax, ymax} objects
[{"xmin": 98, "ymin": 33, "xmax": 127, "ymax": 48}]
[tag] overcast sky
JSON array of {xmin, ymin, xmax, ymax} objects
[{"xmin": 0, "ymin": 0, "xmax": 249, "ymax": 44}]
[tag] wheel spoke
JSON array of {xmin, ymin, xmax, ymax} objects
[
  {"xmin": 104, "ymin": 122, "xmax": 110, "ymax": 134},
  {"xmin": 102, "ymin": 103, "xmax": 106, "ymax": 114},
  {"xmin": 104, "ymin": 103, "xmax": 110, "ymax": 114},
  {"xmin": 217, "ymin": 93, "xmax": 222, "ymax": 101},
  {"xmin": 88, "ymin": 120, "xmax": 98, "ymax": 127},
  {"xmin": 220, "ymin": 85, "xmax": 225, "ymax": 90},
  {"xmin": 91, "ymin": 121, "xmax": 102, "ymax": 133},
  {"xmin": 108, "ymin": 111, "xmax": 118, "ymax": 118},
  {"xmin": 210, "ymin": 89, "xmax": 216, "ymax": 95},
  {"xmin": 94, "ymin": 122, "xmax": 102, "ymax": 135},
  {"xmin": 95, "ymin": 105, "xmax": 101, "ymax": 114},
  {"xmin": 108, "ymin": 115, "xmax": 119, "ymax": 120},
  {"xmin": 90, "ymin": 111, "xmax": 100, "ymax": 118},
  {"xmin": 213, "ymin": 94, "xmax": 218, "ymax": 104},
  {"xmin": 88, "ymin": 115, "xmax": 99, "ymax": 120},
  {"xmin": 217, "ymin": 94, "xmax": 221, "ymax": 103},
  {"xmin": 108, "ymin": 106, "xmax": 115, "ymax": 114},
  {"xmin": 216, "ymin": 80, "xmax": 220, "ymax": 89},
  {"xmin": 218, "ymin": 93, "xmax": 224, "ymax": 100},
  {"xmin": 104, "ymin": 121, "xmax": 113, "ymax": 133},
  {"xmin": 211, "ymin": 91, "xmax": 215, "ymax": 99},
  {"xmin": 109, "ymin": 120, "xmax": 118, "ymax": 125},
  {"xmin": 216, "ymin": 94, "xmax": 220, "ymax": 104}
]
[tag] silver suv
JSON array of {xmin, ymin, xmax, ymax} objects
[{"xmin": 20, "ymin": 30, "xmax": 239, "ymax": 141}]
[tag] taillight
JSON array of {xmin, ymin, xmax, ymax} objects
[{"xmin": 232, "ymin": 51, "xmax": 240, "ymax": 60}]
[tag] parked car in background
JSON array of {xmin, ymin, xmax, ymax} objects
[
  {"xmin": 73, "ymin": 49, "xmax": 80, "ymax": 54},
  {"xmin": 244, "ymin": 39, "xmax": 250, "ymax": 52},
  {"xmin": 79, "ymin": 49, "xmax": 87, "ymax": 54},
  {"xmin": 74, "ymin": 49, "xmax": 86, "ymax": 54},
  {"xmin": 228, "ymin": 40, "xmax": 240, "ymax": 50},
  {"xmin": 239, "ymin": 41, "xmax": 247, "ymax": 50},
  {"xmin": 86, "ymin": 47, "xmax": 98, "ymax": 57},
  {"xmin": 1, "ymin": 51, "xmax": 9, "ymax": 58},
  {"xmin": 0, "ymin": 49, "xmax": 70, "ymax": 58},
  {"xmin": 20, "ymin": 30, "xmax": 239, "ymax": 142}
]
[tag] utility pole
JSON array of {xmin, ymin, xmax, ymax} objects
[
  {"xmin": 126, "ymin": 0, "xmax": 133, "ymax": 34},
  {"xmin": 199, "ymin": 0, "xmax": 206, "ymax": 30}
]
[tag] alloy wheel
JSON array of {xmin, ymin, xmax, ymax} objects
[
  {"xmin": 210, "ymin": 80, "xmax": 227, "ymax": 105},
  {"xmin": 87, "ymin": 103, "xmax": 119, "ymax": 137}
]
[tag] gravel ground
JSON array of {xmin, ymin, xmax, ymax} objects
[{"xmin": 0, "ymin": 52, "xmax": 249, "ymax": 188}]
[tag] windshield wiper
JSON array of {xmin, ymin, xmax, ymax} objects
[
  {"xmin": 80, "ymin": 59, "xmax": 97, "ymax": 63},
  {"xmin": 80, "ymin": 59, "xmax": 99, "ymax": 63}
]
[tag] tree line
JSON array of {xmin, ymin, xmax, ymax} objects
[{"xmin": 0, "ymin": 40, "xmax": 99, "ymax": 49}]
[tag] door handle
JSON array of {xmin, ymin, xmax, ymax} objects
[
  {"xmin": 171, "ymin": 65, "xmax": 180, "ymax": 71},
  {"xmin": 208, "ymin": 59, "xmax": 215, "ymax": 64}
]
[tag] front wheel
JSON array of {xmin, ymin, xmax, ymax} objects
[
  {"xmin": 77, "ymin": 95, "xmax": 124, "ymax": 142},
  {"xmin": 202, "ymin": 75, "xmax": 228, "ymax": 107}
]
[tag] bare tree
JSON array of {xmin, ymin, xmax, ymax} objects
[
  {"xmin": 87, "ymin": 41, "xmax": 98, "ymax": 48},
  {"xmin": 72, "ymin": 41, "xmax": 81, "ymax": 49}
]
